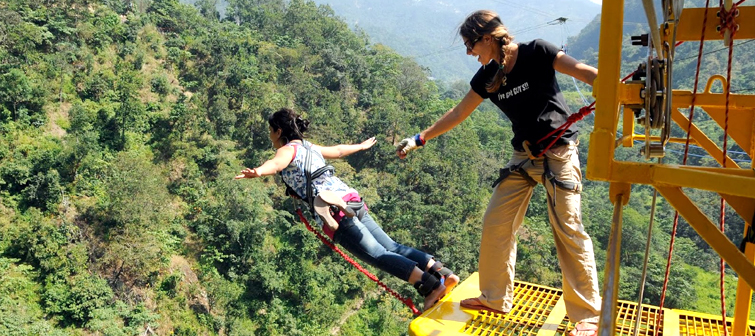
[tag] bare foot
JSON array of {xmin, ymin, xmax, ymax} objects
[
  {"xmin": 442, "ymin": 274, "xmax": 460, "ymax": 297},
  {"xmin": 459, "ymin": 297, "xmax": 506, "ymax": 314},
  {"xmin": 568, "ymin": 321, "xmax": 598, "ymax": 336},
  {"xmin": 423, "ymin": 283, "xmax": 446, "ymax": 309}
]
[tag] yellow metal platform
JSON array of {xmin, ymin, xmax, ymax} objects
[{"xmin": 410, "ymin": 273, "xmax": 755, "ymax": 336}]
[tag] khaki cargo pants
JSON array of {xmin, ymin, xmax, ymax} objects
[{"xmin": 476, "ymin": 143, "xmax": 601, "ymax": 323}]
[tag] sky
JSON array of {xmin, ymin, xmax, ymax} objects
[{"xmin": 589, "ymin": 0, "xmax": 602, "ymax": 3}]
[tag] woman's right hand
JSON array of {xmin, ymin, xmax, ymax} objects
[
  {"xmin": 360, "ymin": 137, "xmax": 377, "ymax": 150},
  {"xmin": 234, "ymin": 168, "xmax": 261, "ymax": 179},
  {"xmin": 396, "ymin": 134, "xmax": 423, "ymax": 159}
]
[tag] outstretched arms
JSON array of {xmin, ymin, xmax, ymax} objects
[
  {"xmin": 235, "ymin": 137, "xmax": 377, "ymax": 179},
  {"xmin": 234, "ymin": 145, "xmax": 295, "ymax": 179},
  {"xmin": 315, "ymin": 137, "xmax": 376, "ymax": 159}
]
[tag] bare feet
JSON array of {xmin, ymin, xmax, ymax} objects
[
  {"xmin": 568, "ymin": 321, "xmax": 598, "ymax": 336},
  {"xmin": 459, "ymin": 297, "xmax": 506, "ymax": 315},
  {"xmin": 423, "ymin": 283, "xmax": 447, "ymax": 309},
  {"xmin": 442, "ymin": 274, "xmax": 460, "ymax": 297}
]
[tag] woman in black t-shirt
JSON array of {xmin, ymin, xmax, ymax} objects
[{"xmin": 396, "ymin": 9, "xmax": 600, "ymax": 336}]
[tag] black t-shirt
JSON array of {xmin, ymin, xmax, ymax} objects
[{"xmin": 470, "ymin": 39, "xmax": 577, "ymax": 152}]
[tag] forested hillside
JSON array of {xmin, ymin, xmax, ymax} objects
[{"xmin": 0, "ymin": 0, "xmax": 752, "ymax": 335}]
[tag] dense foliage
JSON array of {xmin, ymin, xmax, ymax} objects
[{"xmin": 0, "ymin": 0, "xmax": 752, "ymax": 335}]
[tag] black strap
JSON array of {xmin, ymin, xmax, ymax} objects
[
  {"xmin": 428, "ymin": 261, "xmax": 453, "ymax": 285},
  {"xmin": 414, "ymin": 272, "xmax": 441, "ymax": 297},
  {"xmin": 299, "ymin": 141, "xmax": 333, "ymax": 218},
  {"xmin": 542, "ymin": 157, "xmax": 582, "ymax": 193},
  {"xmin": 740, "ymin": 217, "xmax": 755, "ymax": 252},
  {"xmin": 492, "ymin": 160, "xmax": 537, "ymax": 188}
]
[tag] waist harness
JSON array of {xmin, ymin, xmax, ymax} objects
[{"xmin": 492, "ymin": 155, "xmax": 582, "ymax": 207}]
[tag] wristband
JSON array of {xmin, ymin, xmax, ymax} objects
[{"xmin": 414, "ymin": 134, "xmax": 426, "ymax": 146}]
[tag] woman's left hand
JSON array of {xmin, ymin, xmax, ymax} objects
[
  {"xmin": 360, "ymin": 137, "xmax": 377, "ymax": 150},
  {"xmin": 234, "ymin": 168, "xmax": 261, "ymax": 179}
]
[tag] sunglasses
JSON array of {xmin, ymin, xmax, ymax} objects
[{"xmin": 465, "ymin": 36, "xmax": 482, "ymax": 52}]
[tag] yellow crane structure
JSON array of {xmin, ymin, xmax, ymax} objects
[{"xmin": 409, "ymin": 0, "xmax": 755, "ymax": 335}]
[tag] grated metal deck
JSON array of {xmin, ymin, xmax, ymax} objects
[{"xmin": 409, "ymin": 273, "xmax": 753, "ymax": 336}]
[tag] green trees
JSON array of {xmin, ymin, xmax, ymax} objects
[{"xmin": 0, "ymin": 0, "xmax": 749, "ymax": 334}]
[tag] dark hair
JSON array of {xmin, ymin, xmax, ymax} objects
[
  {"xmin": 268, "ymin": 108, "xmax": 310, "ymax": 144},
  {"xmin": 459, "ymin": 10, "xmax": 514, "ymax": 93}
]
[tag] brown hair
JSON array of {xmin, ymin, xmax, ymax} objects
[
  {"xmin": 459, "ymin": 10, "xmax": 514, "ymax": 93},
  {"xmin": 268, "ymin": 108, "xmax": 310, "ymax": 144}
]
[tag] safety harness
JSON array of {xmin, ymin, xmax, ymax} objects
[
  {"xmin": 492, "ymin": 102, "xmax": 594, "ymax": 194},
  {"xmin": 282, "ymin": 140, "xmax": 430, "ymax": 315},
  {"xmin": 281, "ymin": 141, "xmax": 366, "ymax": 221}
]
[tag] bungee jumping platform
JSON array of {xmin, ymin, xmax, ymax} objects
[{"xmin": 409, "ymin": 273, "xmax": 754, "ymax": 336}]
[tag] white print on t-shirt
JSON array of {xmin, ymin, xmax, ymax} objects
[{"xmin": 497, "ymin": 82, "xmax": 530, "ymax": 100}]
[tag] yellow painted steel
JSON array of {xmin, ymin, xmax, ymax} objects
[
  {"xmin": 586, "ymin": 0, "xmax": 624, "ymax": 182},
  {"xmin": 655, "ymin": 186, "xmax": 755, "ymax": 291},
  {"xmin": 411, "ymin": 2, "xmax": 755, "ymax": 335},
  {"xmin": 677, "ymin": 6, "xmax": 755, "ymax": 41},
  {"xmin": 408, "ymin": 273, "xmax": 755, "ymax": 335},
  {"xmin": 584, "ymin": 0, "xmax": 755, "ymax": 335},
  {"xmin": 733, "ymin": 243, "xmax": 755, "ymax": 336}
]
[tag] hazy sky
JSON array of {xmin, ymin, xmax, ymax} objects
[{"xmin": 589, "ymin": 0, "xmax": 601, "ymax": 3}]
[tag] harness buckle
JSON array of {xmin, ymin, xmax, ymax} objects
[{"xmin": 522, "ymin": 140, "xmax": 540, "ymax": 160}]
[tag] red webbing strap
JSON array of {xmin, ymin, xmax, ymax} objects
[
  {"xmin": 532, "ymin": 101, "xmax": 596, "ymax": 156},
  {"xmin": 295, "ymin": 209, "xmax": 421, "ymax": 316}
]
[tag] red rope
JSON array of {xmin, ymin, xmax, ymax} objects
[
  {"xmin": 534, "ymin": 101, "xmax": 596, "ymax": 154},
  {"xmin": 717, "ymin": 2, "xmax": 738, "ymax": 331},
  {"xmin": 621, "ymin": 71, "xmax": 637, "ymax": 83},
  {"xmin": 295, "ymin": 209, "xmax": 421, "ymax": 316},
  {"xmin": 659, "ymin": 1, "xmax": 712, "ymax": 316}
]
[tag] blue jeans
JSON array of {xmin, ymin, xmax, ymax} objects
[{"xmin": 333, "ymin": 212, "xmax": 433, "ymax": 281}]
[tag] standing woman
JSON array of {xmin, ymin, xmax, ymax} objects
[{"xmin": 396, "ymin": 10, "xmax": 601, "ymax": 336}]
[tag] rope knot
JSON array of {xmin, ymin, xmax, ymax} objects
[{"xmin": 718, "ymin": 5, "xmax": 740, "ymax": 37}]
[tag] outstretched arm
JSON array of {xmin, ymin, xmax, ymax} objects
[
  {"xmin": 397, "ymin": 89, "xmax": 483, "ymax": 159},
  {"xmin": 553, "ymin": 51, "xmax": 597, "ymax": 86},
  {"xmin": 316, "ymin": 137, "xmax": 377, "ymax": 159},
  {"xmin": 235, "ymin": 145, "xmax": 295, "ymax": 179}
]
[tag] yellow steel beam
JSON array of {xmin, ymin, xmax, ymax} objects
[
  {"xmin": 536, "ymin": 297, "xmax": 565, "ymax": 336},
  {"xmin": 598, "ymin": 193, "xmax": 625, "ymax": 336},
  {"xmin": 608, "ymin": 163, "xmax": 755, "ymax": 198},
  {"xmin": 662, "ymin": 310, "xmax": 681, "ymax": 336},
  {"xmin": 673, "ymin": 91, "xmax": 755, "ymax": 109},
  {"xmin": 618, "ymin": 82, "xmax": 644, "ymax": 106},
  {"xmin": 721, "ymin": 194, "xmax": 755, "ymax": 223},
  {"xmin": 655, "ymin": 186, "xmax": 755, "ymax": 291},
  {"xmin": 704, "ymin": 106, "xmax": 755, "ymax": 159},
  {"xmin": 671, "ymin": 108, "xmax": 742, "ymax": 168},
  {"xmin": 733, "ymin": 243, "xmax": 755, "ymax": 336},
  {"xmin": 677, "ymin": 6, "xmax": 755, "ymax": 41},
  {"xmin": 587, "ymin": 0, "xmax": 625, "ymax": 182},
  {"xmin": 630, "ymin": 134, "xmax": 700, "ymax": 146}
]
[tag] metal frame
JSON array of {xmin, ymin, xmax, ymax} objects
[{"xmin": 590, "ymin": 2, "xmax": 755, "ymax": 335}]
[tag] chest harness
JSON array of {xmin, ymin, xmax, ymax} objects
[{"xmin": 281, "ymin": 141, "xmax": 365, "ymax": 220}]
